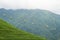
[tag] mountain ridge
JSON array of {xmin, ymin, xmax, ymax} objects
[{"xmin": 0, "ymin": 8, "xmax": 59, "ymax": 40}]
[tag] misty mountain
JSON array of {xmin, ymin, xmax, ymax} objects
[{"xmin": 0, "ymin": 8, "xmax": 60, "ymax": 40}]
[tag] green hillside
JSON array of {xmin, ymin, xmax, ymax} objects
[{"xmin": 0, "ymin": 19, "xmax": 46, "ymax": 40}]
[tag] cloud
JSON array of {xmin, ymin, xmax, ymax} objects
[
  {"xmin": 0, "ymin": 0, "xmax": 28, "ymax": 9},
  {"xmin": 0, "ymin": 0, "xmax": 58, "ymax": 9},
  {"xmin": 0, "ymin": 0, "xmax": 60, "ymax": 14}
]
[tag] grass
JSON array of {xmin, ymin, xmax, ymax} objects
[{"xmin": 0, "ymin": 19, "xmax": 46, "ymax": 40}]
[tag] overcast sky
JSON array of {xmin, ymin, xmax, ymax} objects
[{"xmin": 0, "ymin": 0, "xmax": 60, "ymax": 14}]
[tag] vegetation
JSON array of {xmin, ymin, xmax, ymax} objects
[{"xmin": 0, "ymin": 19, "xmax": 46, "ymax": 40}]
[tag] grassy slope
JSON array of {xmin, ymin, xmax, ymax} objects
[{"xmin": 0, "ymin": 19, "xmax": 46, "ymax": 40}]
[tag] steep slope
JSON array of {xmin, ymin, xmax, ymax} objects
[{"xmin": 0, "ymin": 19, "xmax": 46, "ymax": 40}]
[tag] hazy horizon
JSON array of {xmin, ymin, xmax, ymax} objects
[{"xmin": 0, "ymin": 0, "xmax": 60, "ymax": 14}]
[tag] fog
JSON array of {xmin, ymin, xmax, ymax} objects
[{"xmin": 0, "ymin": 0, "xmax": 60, "ymax": 14}]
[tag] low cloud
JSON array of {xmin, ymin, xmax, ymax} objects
[{"xmin": 0, "ymin": 0, "xmax": 60, "ymax": 14}]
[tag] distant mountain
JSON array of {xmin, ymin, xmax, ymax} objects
[
  {"xmin": 0, "ymin": 19, "xmax": 46, "ymax": 40},
  {"xmin": 0, "ymin": 8, "xmax": 59, "ymax": 40}
]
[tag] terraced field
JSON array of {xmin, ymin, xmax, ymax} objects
[{"xmin": 0, "ymin": 19, "xmax": 46, "ymax": 40}]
